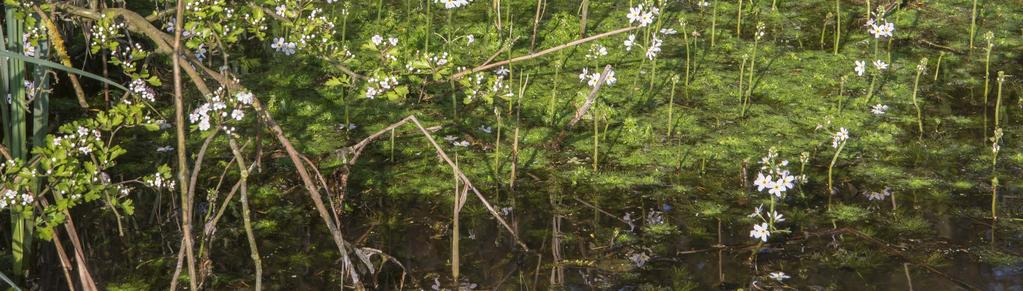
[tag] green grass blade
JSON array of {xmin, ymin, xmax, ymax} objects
[{"xmin": 0, "ymin": 49, "xmax": 129, "ymax": 92}]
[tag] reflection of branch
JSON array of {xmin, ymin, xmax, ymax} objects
[
  {"xmin": 331, "ymin": 115, "xmax": 528, "ymax": 251},
  {"xmin": 450, "ymin": 26, "xmax": 639, "ymax": 80}
]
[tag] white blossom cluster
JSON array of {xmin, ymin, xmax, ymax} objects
[
  {"xmin": 866, "ymin": 17, "xmax": 895, "ymax": 39},
  {"xmin": 365, "ymin": 76, "xmax": 400, "ymax": 99},
  {"xmin": 129, "ymin": 79, "xmax": 157, "ymax": 103},
  {"xmin": 443, "ymin": 135, "xmax": 470, "ymax": 147},
  {"xmin": 626, "ymin": 5, "xmax": 658, "ymax": 27},
  {"xmin": 144, "ymin": 171, "xmax": 175, "ymax": 191},
  {"xmin": 90, "ymin": 18, "xmax": 126, "ymax": 49},
  {"xmin": 53, "ymin": 126, "xmax": 103, "ymax": 156},
  {"xmin": 832, "ymin": 127, "xmax": 849, "ymax": 148},
  {"xmin": 578, "ymin": 67, "xmax": 617, "ymax": 88},
  {"xmin": 753, "ymin": 150, "xmax": 797, "ymax": 198},
  {"xmin": 585, "ymin": 44, "xmax": 608, "ymax": 60},
  {"xmin": 864, "ymin": 187, "xmax": 891, "ymax": 201},
  {"xmin": 190, "ymin": 89, "xmax": 252, "ymax": 131},
  {"xmin": 646, "ymin": 36, "xmax": 662, "ymax": 60},
  {"xmin": 435, "ymin": 0, "xmax": 472, "ymax": 9},
  {"xmin": 0, "ymin": 189, "xmax": 33, "ymax": 209}
]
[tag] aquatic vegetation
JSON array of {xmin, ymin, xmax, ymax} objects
[{"xmin": 0, "ymin": 0, "xmax": 1020, "ymax": 290}]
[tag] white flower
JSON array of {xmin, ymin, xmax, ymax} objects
[
  {"xmin": 646, "ymin": 37, "xmax": 663, "ymax": 60},
  {"xmin": 388, "ymin": 37, "xmax": 399, "ymax": 46},
  {"xmin": 480, "ymin": 125, "xmax": 492, "ymax": 133},
  {"xmin": 873, "ymin": 60, "xmax": 888, "ymax": 71},
  {"xmin": 231, "ymin": 109, "xmax": 245, "ymax": 120},
  {"xmin": 832, "ymin": 128, "xmax": 849, "ymax": 148},
  {"xmin": 698, "ymin": 1, "xmax": 711, "ymax": 7},
  {"xmin": 271, "ymin": 37, "xmax": 297, "ymax": 55},
  {"xmin": 578, "ymin": 67, "xmax": 589, "ymax": 81},
  {"xmin": 868, "ymin": 19, "xmax": 895, "ymax": 38},
  {"xmin": 754, "ymin": 172, "xmax": 772, "ymax": 191},
  {"xmin": 275, "ymin": 5, "xmax": 287, "ymax": 16},
  {"xmin": 626, "ymin": 5, "xmax": 655, "ymax": 27},
  {"xmin": 195, "ymin": 44, "xmax": 207, "ymax": 61},
  {"xmin": 769, "ymin": 272, "xmax": 790, "ymax": 282},
  {"xmin": 626, "ymin": 5, "xmax": 644, "ymax": 24},
  {"xmin": 235, "ymin": 91, "xmax": 254, "ymax": 104},
  {"xmin": 624, "ymin": 34, "xmax": 636, "ymax": 51},
  {"xmin": 854, "ymin": 60, "xmax": 866, "ymax": 76},
  {"xmin": 750, "ymin": 222, "xmax": 770, "ymax": 242},
  {"xmin": 659, "ymin": 28, "xmax": 678, "ymax": 35},
  {"xmin": 156, "ymin": 146, "xmax": 174, "ymax": 152},
  {"xmin": 496, "ymin": 66, "xmax": 510, "ymax": 77},
  {"xmin": 768, "ymin": 181, "xmax": 785, "ymax": 197},
  {"xmin": 435, "ymin": 0, "xmax": 471, "ymax": 9},
  {"xmin": 197, "ymin": 118, "xmax": 211, "ymax": 131},
  {"xmin": 371, "ymin": 35, "xmax": 384, "ymax": 46},
  {"xmin": 748, "ymin": 204, "xmax": 764, "ymax": 218},
  {"xmin": 466, "ymin": 34, "xmax": 475, "ymax": 44},
  {"xmin": 871, "ymin": 104, "xmax": 888, "ymax": 115},
  {"xmin": 865, "ymin": 187, "xmax": 891, "ymax": 201},
  {"xmin": 777, "ymin": 171, "xmax": 795, "ymax": 191},
  {"xmin": 768, "ymin": 210, "xmax": 785, "ymax": 223}
]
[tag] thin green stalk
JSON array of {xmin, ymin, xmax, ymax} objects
[
  {"xmin": 912, "ymin": 58, "xmax": 927, "ymax": 141},
  {"xmin": 592, "ymin": 109, "xmax": 599, "ymax": 171},
  {"xmin": 738, "ymin": 55, "xmax": 747, "ymax": 106},
  {"xmin": 736, "ymin": 0, "xmax": 744, "ymax": 37},
  {"xmin": 667, "ymin": 76, "xmax": 679, "ymax": 138},
  {"xmin": 982, "ymin": 32, "xmax": 993, "ymax": 141},
  {"xmin": 742, "ymin": 23, "xmax": 765, "ymax": 117},
  {"xmin": 933, "ymin": 52, "xmax": 944, "ymax": 81},
  {"xmin": 991, "ymin": 71, "xmax": 1005, "ymax": 221},
  {"xmin": 828, "ymin": 139, "xmax": 847, "ymax": 212},
  {"xmin": 710, "ymin": 0, "xmax": 718, "ymax": 47},
  {"xmin": 833, "ymin": 0, "xmax": 840, "ymax": 54},
  {"xmin": 969, "ymin": 0, "xmax": 979, "ymax": 50},
  {"xmin": 425, "ymin": 0, "xmax": 432, "ymax": 51}
]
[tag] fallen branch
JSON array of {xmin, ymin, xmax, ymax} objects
[{"xmin": 450, "ymin": 26, "xmax": 639, "ymax": 80}]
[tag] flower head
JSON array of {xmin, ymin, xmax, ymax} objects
[
  {"xmin": 854, "ymin": 60, "xmax": 866, "ymax": 76},
  {"xmin": 750, "ymin": 222, "xmax": 771, "ymax": 242},
  {"xmin": 769, "ymin": 272, "xmax": 790, "ymax": 282}
]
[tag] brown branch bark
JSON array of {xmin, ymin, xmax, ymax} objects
[{"xmin": 169, "ymin": 0, "xmax": 198, "ymax": 289}]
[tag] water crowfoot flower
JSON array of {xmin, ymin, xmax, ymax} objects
[
  {"xmin": 750, "ymin": 222, "xmax": 770, "ymax": 242},
  {"xmin": 769, "ymin": 272, "xmax": 790, "ymax": 282},
  {"xmin": 871, "ymin": 104, "xmax": 889, "ymax": 115},
  {"xmin": 873, "ymin": 60, "xmax": 888, "ymax": 71},
  {"xmin": 626, "ymin": 5, "xmax": 656, "ymax": 27},
  {"xmin": 435, "ymin": 0, "xmax": 471, "ymax": 9},
  {"xmin": 855, "ymin": 60, "xmax": 866, "ymax": 76},
  {"xmin": 646, "ymin": 37, "xmax": 663, "ymax": 60},
  {"xmin": 623, "ymin": 34, "xmax": 636, "ymax": 51},
  {"xmin": 832, "ymin": 128, "xmax": 849, "ymax": 148}
]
